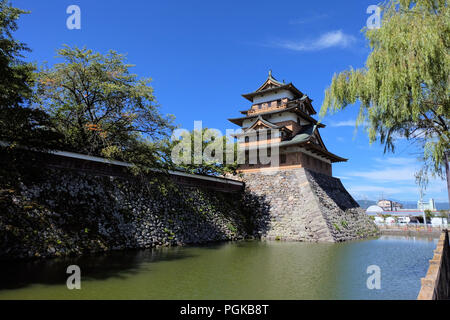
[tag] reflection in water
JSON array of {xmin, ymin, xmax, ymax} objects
[{"xmin": 0, "ymin": 236, "xmax": 438, "ymax": 300}]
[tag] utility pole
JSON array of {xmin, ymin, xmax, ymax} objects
[{"xmin": 419, "ymin": 189, "xmax": 426, "ymax": 226}]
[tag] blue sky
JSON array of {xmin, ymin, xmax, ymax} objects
[{"xmin": 12, "ymin": 0, "xmax": 448, "ymax": 202}]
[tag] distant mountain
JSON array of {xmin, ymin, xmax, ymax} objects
[
  {"xmin": 356, "ymin": 200, "xmax": 377, "ymax": 209},
  {"xmin": 399, "ymin": 201, "xmax": 421, "ymax": 209},
  {"xmin": 356, "ymin": 199, "xmax": 449, "ymax": 210}
]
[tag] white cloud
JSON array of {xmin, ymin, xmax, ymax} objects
[
  {"xmin": 347, "ymin": 167, "xmax": 417, "ymax": 182},
  {"xmin": 330, "ymin": 120, "xmax": 357, "ymax": 127},
  {"xmin": 341, "ymin": 155, "xmax": 448, "ymax": 201},
  {"xmin": 335, "ymin": 175, "xmax": 351, "ymax": 180},
  {"xmin": 374, "ymin": 157, "xmax": 417, "ymax": 166},
  {"xmin": 330, "ymin": 119, "xmax": 370, "ymax": 127},
  {"xmin": 274, "ymin": 30, "xmax": 356, "ymax": 52},
  {"xmin": 346, "ymin": 184, "xmax": 420, "ymax": 202},
  {"xmin": 347, "ymin": 182, "xmax": 447, "ymax": 201},
  {"xmin": 347, "ymin": 185, "xmax": 414, "ymax": 195}
]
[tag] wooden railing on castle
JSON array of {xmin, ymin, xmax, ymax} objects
[{"xmin": 417, "ymin": 229, "xmax": 450, "ymax": 300}]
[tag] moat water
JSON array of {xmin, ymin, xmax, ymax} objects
[{"xmin": 0, "ymin": 235, "xmax": 438, "ymax": 300}]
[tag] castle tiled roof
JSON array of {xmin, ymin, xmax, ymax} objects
[
  {"xmin": 244, "ymin": 124, "xmax": 347, "ymax": 163},
  {"xmin": 242, "ymin": 82, "xmax": 304, "ymax": 102},
  {"xmin": 228, "ymin": 105, "xmax": 324, "ymax": 128}
]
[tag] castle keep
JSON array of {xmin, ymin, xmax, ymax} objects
[
  {"xmin": 229, "ymin": 72, "xmax": 378, "ymax": 242},
  {"xmin": 229, "ymin": 70, "xmax": 346, "ymax": 175}
]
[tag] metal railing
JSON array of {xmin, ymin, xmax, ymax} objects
[{"xmin": 377, "ymin": 223, "xmax": 448, "ymax": 231}]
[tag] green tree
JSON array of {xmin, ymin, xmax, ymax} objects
[
  {"xmin": 0, "ymin": 1, "xmax": 64, "ymax": 186},
  {"xmin": 0, "ymin": 1, "xmax": 33, "ymax": 109},
  {"xmin": 0, "ymin": 0, "xmax": 62, "ymax": 149},
  {"xmin": 320, "ymin": 0, "xmax": 449, "ymax": 203},
  {"xmin": 424, "ymin": 209, "xmax": 434, "ymax": 220},
  {"xmin": 37, "ymin": 46, "xmax": 175, "ymax": 166},
  {"xmin": 437, "ymin": 209, "xmax": 449, "ymax": 220},
  {"xmin": 169, "ymin": 128, "xmax": 238, "ymax": 176}
]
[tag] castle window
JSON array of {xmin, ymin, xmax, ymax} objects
[
  {"xmin": 280, "ymin": 154, "xmax": 286, "ymax": 164},
  {"xmin": 277, "ymin": 99, "xmax": 281, "ymax": 107},
  {"xmin": 245, "ymin": 136, "xmax": 249, "ymax": 143},
  {"xmin": 267, "ymin": 130, "xmax": 271, "ymax": 140}
]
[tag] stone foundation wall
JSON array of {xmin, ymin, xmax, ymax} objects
[
  {"xmin": 241, "ymin": 168, "xmax": 379, "ymax": 242},
  {"xmin": 0, "ymin": 169, "xmax": 253, "ymax": 261},
  {"xmin": 0, "ymin": 150, "xmax": 378, "ymax": 261},
  {"xmin": 417, "ymin": 230, "xmax": 450, "ymax": 300}
]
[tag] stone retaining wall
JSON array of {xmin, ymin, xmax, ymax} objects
[
  {"xmin": 378, "ymin": 225, "xmax": 445, "ymax": 237},
  {"xmin": 417, "ymin": 230, "xmax": 450, "ymax": 300},
  {"xmin": 0, "ymin": 149, "xmax": 378, "ymax": 261},
  {"xmin": 0, "ymin": 165, "xmax": 256, "ymax": 261},
  {"xmin": 241, "ymin": 168, "xmax": 379, "ymax": 242}
]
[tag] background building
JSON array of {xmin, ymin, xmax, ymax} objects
[
  {"xmin": 417, "ymin": 198, "xmax": 436, "ymax": 211},
  {"xmin": 377, "ymin": 199, "xmax": 403, "ymax": 211},
  {"xmin": 366, "ymin": 205, "xmax": 384, "ymax": 214}
]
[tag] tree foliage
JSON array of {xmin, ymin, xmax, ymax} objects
[
  {"xmin": 0, "ymin": 0, "xmax": 33, "ymax": 108},
  {"xmin": 320, "ymin": 0, "xmax": 449, "ymax": 181},
  {"xmin": 37, "ymin": 46, "xmax": 175, "ymax": 165},
  {"xmin": 0, "ymin": 1, "xmax": 67, "ymax": 187},
  {"xmin": 168, "ymin": 128, "xmax": 238, "ymax": 176},
  {"xmin": 0, "ymin": 0, "xmax": 62, "ymax": 149}
]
